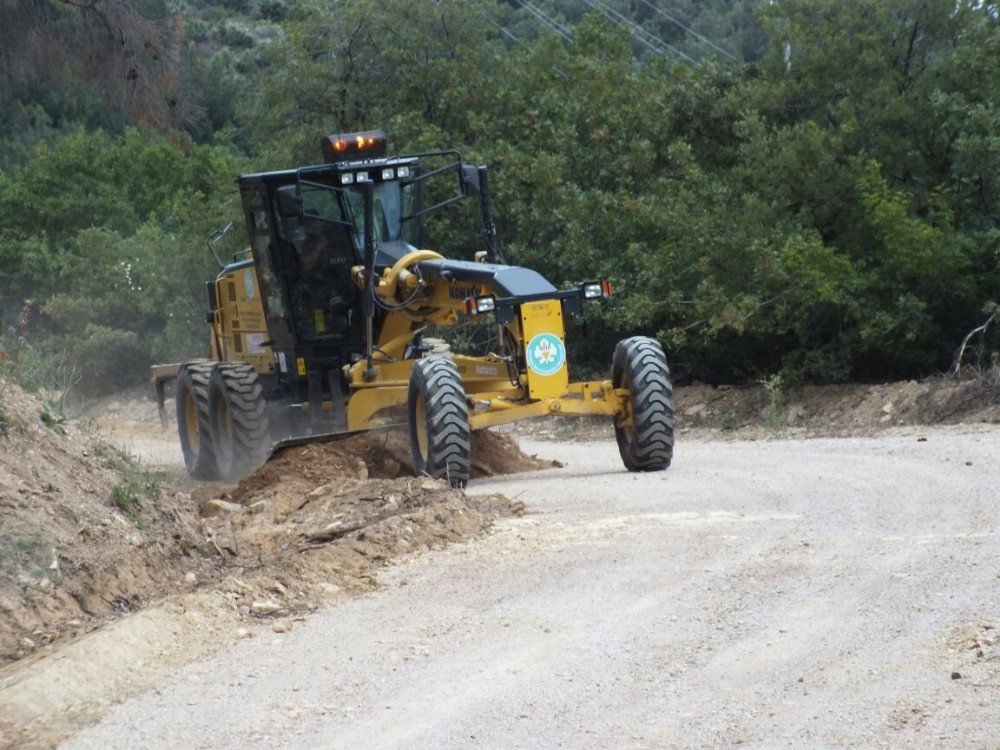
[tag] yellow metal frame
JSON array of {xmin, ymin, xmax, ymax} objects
[
  {"xmin": 343, "ymin": 363, "xmax": 628, "ymax": 432},
  {"xmin": 339, "ymin": 261, "xmax": 631, "ymax": 432},
  {"xmin": 468, "ymin": 380, "xmax": 628, "ymax": 430},
  {"xmin": 206, "ymin": 248, "xmax": 630, "ymax": 435},
  {"xmin": 212, "ymin": 265, "xmax": 274, "ymax": 375}
]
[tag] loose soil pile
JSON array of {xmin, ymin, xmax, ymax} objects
[{"xmin": 0, "ymin": 384, "xmax": 544, "ymax": 670}]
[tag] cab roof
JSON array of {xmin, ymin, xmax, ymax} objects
[{"xmin": 237, "ymin": 155, "xmax": 419, "ymax": 186}]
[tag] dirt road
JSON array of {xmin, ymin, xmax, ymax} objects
[{"xmin": 62, "ymin": 428, "xmax": 999, "ymax": 748}]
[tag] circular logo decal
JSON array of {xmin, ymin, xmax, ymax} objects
[
  {"xmin": 244, "ymin": 269, "xmax": 254, "ymax": 300},
  {"xmin": 526, "ymin": 333, "xmax": 566, "ymax": 376}
]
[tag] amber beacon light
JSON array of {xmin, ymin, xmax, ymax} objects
[{"xmin": 321, "ymin": 130, "xmax": 388, "ymax": 162}]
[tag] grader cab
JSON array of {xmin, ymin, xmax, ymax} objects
[{"xmin": 152, "ymin": 130, "xmax": 675, "ymax": 486}]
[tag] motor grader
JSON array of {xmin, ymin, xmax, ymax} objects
[{"xmin": 152, "ymin": 131, "xmax": 674, "ymax": 486}]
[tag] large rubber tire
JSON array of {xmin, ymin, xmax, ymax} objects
[
  {"xmin": 175, "ymin": 361, "xmax": 219, "ymax": 480},
  {"xmin": 208, "ymin": 363, "xmax": 270, "ymax": 483},
  {"xmin": 612, "ymin": 337, "xmax": 675, "ymax": 472},
  {"xmin": 407, "ymin": 357, "xmax": 471, "ymax": 488}
]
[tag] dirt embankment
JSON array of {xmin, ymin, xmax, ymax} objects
[
  {"xmin": 505, "ymin": 376, "xmax": 1000, "ymax": 441},
  {"xmin": 0, "ymin": 383, "xmax": 546, "ymax": 673}
]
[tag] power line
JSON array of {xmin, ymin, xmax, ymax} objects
[
  {"xmin": 633, "ymin": 0, "xmax": 740, "ymax": 62},
  {"xmin": 486, "ymin": 17, "xmax": 521, "ymax": 44},
  {"xmin": 579, "ymin": 0, "xmax": 662, "ymax": 56},
  {"xmin": 522, "ymin": 0, "xmax": 573, "ymax": 37},
  {"xmin": 580, "ymin": 0, "xmax": 698, "ymax": 65},
  {"xmin": 487, "ymin": 9, "xmax": 569, "ymax": 79},
  {"xmin": 517, "ymin": 0, "xmax": 573, "ymax": 42}
]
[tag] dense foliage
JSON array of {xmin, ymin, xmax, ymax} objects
[{"xmin": 1, "ymin": 0, "xmax": 998, "ymax": 394}]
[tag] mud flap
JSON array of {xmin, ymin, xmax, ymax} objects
[{"xmin": 150, "ymin": 363, "xmax": 182, "ymax": 428}]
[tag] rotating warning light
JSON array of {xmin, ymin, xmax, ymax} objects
[{"xmin": 321, "ymin": 130, "xmax": 387, "ymax": 162}]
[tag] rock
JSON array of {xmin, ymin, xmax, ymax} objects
[
  {"xmin": 248, "ymin": 500, "xmax": 269, "ymax": 515},
  {"xmin": 951, "ymin": 671, "xmax": 962, "ymax": 680},
  {"xmin": 38, "ymin": 577, "xmax": 52, "ymax": 591},
  {"xmin": 272, "ymin": 617, "xmax": 293, "ymax": 634},
  {"xmin": 420, "ymin": 479, "xmax": 443, "ymax": 492},
  {"xmin": 184, "ymin": 571, "xmax": 198, "ymax": 586},
  {"xmin": 308, "ymin": 485, "xmax": 329, "ymax": 498},
  {"xmin": 234, "ymin": 627, "xmax": 251, "ymax": 640},
  {"xmin": 882, "ymin": 401, "xmax": 894, "ymax": 414},
  {"xmin": 786, "ymin": 404, "xmax": 805, "ymax": 424},
  {"xmin": 319, "ymin": 582, "xmax": 340, "ymax": 595},
  {"xmin": 208, "ymin": 522, "xmax": 240, "ymax": 556},
  {"xmin": 201, "ymin": 499, "xmax": 244, "ymax": 518},
  {"xmin": 683, "ymin": 403, "xmax": 706, "ymax": 417},
  {"xmin": 19, "ymin": 637, "xmax": 36, "ymax": 650},
  {"xmin": 350, "ymin": 457, "xmax": 369, "ymax": 481},
  {"xmin": 251, "ymin": 599, "xmax": 282, "ymax": 616}
]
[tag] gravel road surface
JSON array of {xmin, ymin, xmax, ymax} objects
[{"xmin": 63, "ymin": 429, "xmax": 1000, "ymax": 748}]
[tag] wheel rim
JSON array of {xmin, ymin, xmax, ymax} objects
[
  {"xmin": 184, "ymin": 390, "xmax": 200, "ymax": 453},
  {"xmin": 414, "ymin": 392, "xmax": 429, "ymax": 460}
]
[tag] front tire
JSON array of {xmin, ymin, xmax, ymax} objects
[
  {"xmin": 612, "ymin": 337, "xmax": 675, "ymax": 471},
  {"xmin": 175, "ymin": 361, "xmax": 219, "ymax": 480},
  {"xmin": 408, "ymin": 357, "xmax": 470, "ymax": 488},
  {"xmin": 208, "ymin": 363, "xmax": 270, "ymax": 482}
]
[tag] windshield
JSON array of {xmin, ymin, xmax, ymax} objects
[
  {"xmin": 299, "ymin": 180, "xmax": 418, "ymax": 250},
  {"xmin": 343, "ymin": 181, "xmax": 420, "ymax": 247}
]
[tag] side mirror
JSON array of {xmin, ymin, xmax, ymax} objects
[
  {"xmin": 460, "ymin": 164, "xmax": 481, "ymax": 197},
  {"xmin": 276, "ymin": 185, "xmax": 302, "ymax": 218}
]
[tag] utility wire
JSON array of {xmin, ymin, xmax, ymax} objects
[
  {"xmin": 517, "ymin": 0, "xmax": 573, "ymax": 42},
  {"xmin": 633, "ymin": 0, "xmax": 740, "ymax": 62},
  {"xmin": 581, "ymin": 0, "xmax": 698, "ymax": 65},
  {"xmin": 523, "ymin": 0, "xmax": 573, "ymax": 37},
  {"xmin": 579, "ymin": 0, "xmax": 663, "ymax": 56},
  {"xmin": 486, "ymin": 17, "xmax": 521, "ymax": 44},
  {"xmin": 591, "ymin": 0, "xmax": 698, "ymax": 64},
  {"xmin": 490, "ymin": 9, "xmax": 569, "ymax": 79}
]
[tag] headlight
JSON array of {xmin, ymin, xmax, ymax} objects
[
  {"xmin": 340, "ymin": 172, "xmax": 354, "ymax": 185},
  {"xmin": 355, "ymin": 171, "xmax": 369, "ymax": 182},
  {"xmin": 580, "ymin": 280, "xmax": 614, "ymax": 300},
  {"xmin": 463, "ymin": 295, "xmax": 496, "ymax": 316},
  {"xmin": 381, "ymin": 168, "xmax": 395, "ymax": 180},
  {"xmin": 397, "ymin": 166, "xmax": 411, "ymax": 178}
]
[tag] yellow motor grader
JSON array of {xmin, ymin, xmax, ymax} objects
[{"xmin": 152, "ymin": 131, "xmax": 674, "ymax": 486}]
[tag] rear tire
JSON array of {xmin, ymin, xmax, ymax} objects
[
  {"xmin": 175, "ymin": 361, "xmax": 219, "ymax": 480},
  {"xmin": 612, "ymin": 337, "xmax": 674, "ymax": 471},
  {"xmin": 408, "ymin": 357, "xmax": 470, "ymax": 488},
  {"xmin": 208, "ymin": 363, "xmax": 270, "ymax": 482}
]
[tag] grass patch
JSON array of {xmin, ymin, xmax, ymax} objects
[
  {"xmin": 40, "ymin": 402, "xmax": 67, "ymax": 435},
  {"xmin": 762, "ymin": 405, "xmax": 786, "ymax": 430},
  {"xmin": 0, "ymin": 531, "xmax": 51, "ymax": 584},
  {"xmin": 0, "ymin": 403, "xmax": 9, "ymax": 437},
  {"xmin": 721, "ymin": 406, "xmax": 743, "ymax": 431},
  {"xmin": 112, "ymin": 482, "xmax": 143, "ymax": 515},
  {"xmin": 759, "ymin": 373, "xmax": 785, "ymax": 430},
  {"xmin": 109, "ymin": 449, "xmax": 160, "ymax": 529}
]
